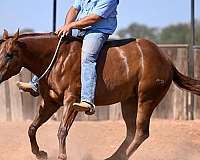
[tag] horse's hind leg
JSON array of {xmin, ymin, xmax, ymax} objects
[
  {"xmin": 28, "ymin": 100, "xmax": 59, "ymax": 160},
  {"xmin": 126, "ymin": 83, "xmax": 171, "ymax": 158},
  {"xmin": 126, "ymin": 99, "xmax": 156, "ymax": 158},
  {"xmin": 106, "ymin": 97, "xmax": 138, "ymax": 160}
]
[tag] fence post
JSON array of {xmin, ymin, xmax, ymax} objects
[
  {"xmin": 0, "ymin": 82, "xmax": 7, "ymax": 121},
  {"xmin": 193, "ymin": 46, "xmax": 200, "ymax": 119},
  {"xmin": 187, "ymin": 45, "xmax": 194, "ymax": 120},
  {"xmin": 187, "ymin": 0, "xmax": 195, "ymax": 120},
  {"xmin": 8, "ymin": 75, "xmax": 23, "ymax": 121}
]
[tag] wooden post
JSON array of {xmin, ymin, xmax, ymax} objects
[
  {"xmin": 187, "ymin": 48, "xmax": 194, "ymax": 120},
  {"xmin": 109, "ymin": 103, "xmax": 122, "ymax": 120},
  {"xmin": 96, "ymin": 106, "xmax": 109, "ymax": 120},
  {"xmin": 194, "ymin": 46, "xmax": 200, "ymax": 119},
  {"xmin": 0, "ymin": 82, "xmax": 7, "ymax": 121},
  {"xmin": 19, "ymin": 68, "xmax": 34, "ymax": 120},
  {"xmin": 173, "ymin": 48, "xmax": 188, "ymax": 120},
  {"xmin": 187, "ymin": 0, "xmax": 195, "ymax": 120},
  {"xmin": 8, "ymin": 75, "xmax": 23, "ymax": 121}
]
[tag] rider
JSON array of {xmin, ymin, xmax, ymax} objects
[{"xmin": 17, "ymin": 0, "xmax": 119, "ymax": 114}]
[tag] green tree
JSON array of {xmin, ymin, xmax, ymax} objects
[
  {"xmin": 159, "ymin": 23, "xmax": 190, "ymax": 44},
  {"xmin": 117, "ymin": 21, "xmax": 200, "ymax": 45},
  {"xmin": 20, "ymin": 28, "xmax": 34, "ymax": 33},
  {"xmin": 196, "ymin": 21, "xmax": 200, "ymax": 45},
  {"xmin": 117, "ymin": 23, "xmax": 159, "ymax": 42}
]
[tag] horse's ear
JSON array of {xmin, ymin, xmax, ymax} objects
[
  {"xmin": 3, "ymin": 29, "xmax": 9, "ymax": 40},
  {"xmin": 13, "ymin": 29, "xmax": 20, "ymax": 41}
]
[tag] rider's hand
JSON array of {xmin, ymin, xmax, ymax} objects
[{"xmin": 56, "ymin": 24, "xmax": 73, "ymax": 37}]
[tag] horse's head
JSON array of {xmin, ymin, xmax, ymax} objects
[{"xmin": 0, "ymin": 30, "xmax": 23, "ymax": 83}]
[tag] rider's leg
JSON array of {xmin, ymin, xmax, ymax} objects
[
  {"xmin": 30, "ymin": 75, "xmax": 39, "ymax": 91},
  {"xmin": 73, "ymin": 31, "xmax": 109, "ymax": 114}
]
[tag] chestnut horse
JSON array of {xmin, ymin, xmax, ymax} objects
[{"xmin": 1, "ymin": 30, "xmax": 200, "ymax": 160}]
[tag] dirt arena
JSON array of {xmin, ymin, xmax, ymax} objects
[{"xmin": 0, "ymin": 119, "xmax": 200, "ymax": 160}]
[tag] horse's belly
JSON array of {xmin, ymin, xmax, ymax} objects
[
  {"xmin": 95, "ymin": 77, "xmax": 138, "ymax": 106},
  {"xmin": 94, "ymin": 45, "xmax": 140, "ymax": 105}
]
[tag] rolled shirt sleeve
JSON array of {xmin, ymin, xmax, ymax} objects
[
  {"xmin": 73, "ymin": 0, "xmax": 81, "ymax": 11},
  {"xmin": 92, "ymin": 0, "xmax": 118, "ymax": 18}
]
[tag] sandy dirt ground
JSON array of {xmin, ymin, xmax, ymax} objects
[{"xmin": 0, "ymin": 119, "xmax": 200, "ymax": 160}]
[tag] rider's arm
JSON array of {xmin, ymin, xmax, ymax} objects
[
  {"xmin": 69, "ymin": 0, "xmax": 118, "ymax": 29},
  {"xmin": 56, "ymin": 6, "xmax": 80, "ymax": 36},
  {"xmin": 57, "ymin": 13, "xmax": 101, "ymax": 37},
  {"xmin": 65, "ymin": 0, "xmax": 81, "ymax": 24},
  {"xmin": 69, "ymin": 14, "xmax": 102, "ymax": 29},
  {"xmin": 64, "ymin": 6, "xmax": 79, "ymax": 25}
]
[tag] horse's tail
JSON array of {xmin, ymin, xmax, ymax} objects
[{"xmin": 172, "ymin": 64, "xmax": 200, "ymax": 95}]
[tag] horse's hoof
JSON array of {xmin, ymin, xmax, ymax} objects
[
  {"xmin": 36, "ymin": 150, "xmax": 48, "ymax": 160},
  {"xmin": 58, "ymin": 153, "xmax": 67, "ymax": 160}
]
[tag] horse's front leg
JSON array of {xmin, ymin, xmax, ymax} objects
[
  {"xmin": 57, "ymin": 95, "xmax": 78, "ymax": 160},
  {"xmin": 28, "ymin": 99, "xmax": 59, "ymax": 160}
]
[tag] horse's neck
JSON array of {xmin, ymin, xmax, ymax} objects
[
  {"xmin": 20, "ymin": 35, "xmax": 59, "ymax": 77},
  {"xmin": 20, "ymin": 34, "xmax": 82, "ymax": 79}
]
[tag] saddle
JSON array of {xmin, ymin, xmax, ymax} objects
[
  {"xmin": 105, "ymin": 38, "xmax": 136, "ymax": 47},
  {"xmin": 62, "ymin": 34, "xmax": 136, "ymax": 48}
]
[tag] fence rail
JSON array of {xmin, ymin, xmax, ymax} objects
[
  {"xmin": 193, "ymin": 45, "xmax": 200, "ymax": 49},
  {"xmin": 0, "ymin": 45, "xmax": 200, "ymax": 121}
]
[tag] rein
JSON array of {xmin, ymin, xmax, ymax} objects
[{"xmin": 37, "ymin": 34, "xmax": 65, "ymax": 81}]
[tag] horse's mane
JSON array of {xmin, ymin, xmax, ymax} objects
[
  {"xmin": 0, "ymin": 33, "xmax": 52, "ymax": 44},
  {"xmin": 18, "ymin": 32, "xmax": 55, "ymax": 39},
  {"xmin": 18, "ymin": 32, "xmax": 82, "ymax": 42},
  {"xmin": 0, "ymin": 32, "xmax": 82, "ymax": 45}
]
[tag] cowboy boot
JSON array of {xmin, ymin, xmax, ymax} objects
[
  {"xmin": 73, "ymin": 101, "xmax": 95, "ymax": 115},
  {"xmin": 16, "ymin": 81, "xmax": 40, "ymax": 97}
]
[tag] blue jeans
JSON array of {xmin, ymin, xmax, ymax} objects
[
  {"xmin": 80, "ymin": 30, "xmax": 109, "ymax": 105},
  {"xmin": 30, "ymin": 30, "xmax": 109, "ymax": 106},
  {"xmin": 29, "ymin": 75, "xmax": 39, "ymax": 92}
]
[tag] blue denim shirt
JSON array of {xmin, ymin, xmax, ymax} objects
[{"xmin": 73, "ymin": 0, "xmax": 118, "ymax": 34}]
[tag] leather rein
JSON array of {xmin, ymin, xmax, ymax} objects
[{"xmin": 37, "ymin": 34, "xmax": 65, "ymax": 81}]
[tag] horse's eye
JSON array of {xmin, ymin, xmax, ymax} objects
[{"xmin": 6, "ymin": 52, "xmax": 14, "ymax": 60}]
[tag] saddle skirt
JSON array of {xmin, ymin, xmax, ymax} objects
[
  {"xmin": 63, "ymin": 34, "xmax": 136, "ymax": 48},
  {"xmin": 105, "ymin": 38, "xmax": 136, "ymax": 47}
]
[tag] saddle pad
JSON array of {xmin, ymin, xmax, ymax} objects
[
  {"xmin": 62, "ymin": 34, "xmax": 136, "ymax": 48},
  {"xmin": 60, "ymin": 35, "xmax": 136, "ymax": 48},
  {"xmin": 105, "ymin": 38, "xmax": 136, "ymax": 47}
]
